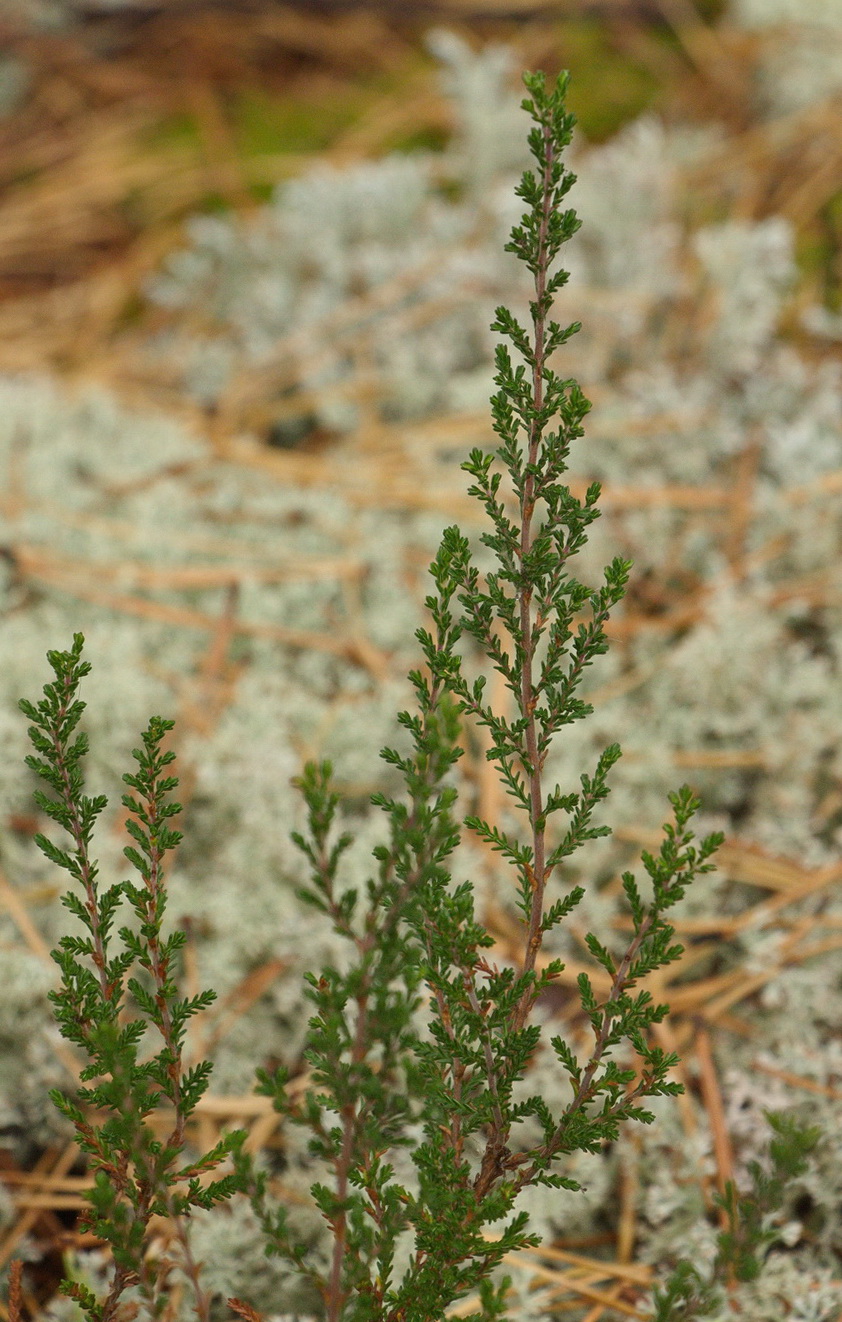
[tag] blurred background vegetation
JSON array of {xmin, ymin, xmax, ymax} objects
[{"xmin": 0, "ymin": 0, "xmax": 838, "ymax": 385}]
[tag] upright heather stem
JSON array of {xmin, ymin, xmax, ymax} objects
[
  {"xmin": 260, "ymin": 569, "xmax": 465, "ymax": 1322},
  {"xmin": 125, "ymin": 747, "xmax": 213, "ymax": 1322},
  {"xmin": 250, "ymin": 69, "xmax": 726, "ymax": 1322},
  {"xmin": 517, "ymin": 114, "xmax": 554, "ymax": 1003},
  {"xmin": 50, "ymin": 680, "xmax": 112, "ymax": 1005},
  {"xmin": 20, "ymin": 638, "xmax": 245, "ymax": 1322},
  {"xmin": 324, "ymin": 653, "xmax": 469, "ymax": 1322},
  {"xmin": 130, "ymin": 773, "xmax": 187, "ymax": 1156},
  {"xmin": 305, "ymin": 684, "xmax": 454, "ymax": 1322},
  {"xmin": 388, "ymin": 68, "xmax": 724, "ymax": 1278},
  {"xmin": 469, "ymin": 114, "xmax": 558, "ymax": 1204}
]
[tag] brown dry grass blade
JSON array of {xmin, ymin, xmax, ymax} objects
[
  {"xmin": 227, "ymin": 1299, "xmax": 265, "ymax": 1322},
  {"xmin": 7, "ymin": 1260, "xmax": 24, "ymax": 1322}
]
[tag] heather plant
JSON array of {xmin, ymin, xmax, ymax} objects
[
  {"xmin": 236, "ymin": 68, "xmax": 727, "ymax": 1322},
  {"xmin": 11, "ymin": 67, "xmax": 833, "ymax": 1322},
  {"xmin": 650, "ymin": 1111, "xmax": 823, "ymax": 1320},
  {"xmin": 18, "ymin": 638, "xmax": 246, "ymax": 1322}
]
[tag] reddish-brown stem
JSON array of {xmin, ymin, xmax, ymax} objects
[
  {"xmin": 317, "ymin": 677, "xmax": 455, "ymax": 1322},
  {"xmin": 134, "ymin": 793, "xmax": 186, "ymax": 1155},
  {"xmin": 48, "ymin": 682, "xmax": 154, "ymax": 1322},
  {"xmin": 326, "ymin": 986, "xmax": 370, "ymax": 1322},
  {"xmin": 472, "ymin": 117, "xmax": 558, "ymax": 1205},
  {"xmin": 514, "ymin": 115, "xmax": 556, "ymax": 1022}
]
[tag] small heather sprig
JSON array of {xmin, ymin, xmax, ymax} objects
[
  {"xmin": 650, "ymin": 1109, "xmax": 824, "ymax": 1320},
  {"xmin": 714, "ymin": 1109, "xmax": 823, "ymax": 1285},
  {"xmin": 245, "ymin": 608, "xmax": 467, "ymax": 1322},
  {"xmin": 244, "ymin": 70, "xmax": 725, "ymax": 1322},
  {"xmin": 19, "ymin": 634, "xmax": 245, "ymax": 1322}
]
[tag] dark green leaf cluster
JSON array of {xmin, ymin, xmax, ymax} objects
[
  {"xmin": 244, "ymin": 545, "xmax": 480, "ymax": 1322},
  {"xmin": 19, "ymin": 634, "xmax": 245, "ymax": 1322},
  {"xmin": 246, "ymin": 68, "xmax": 730, "ymax": 1322},
  {"xmin": 649, "ymin": 1110, "xmax": 823, "ymax": 1319},
  {"xmin": 714, "ymin": 1109, "xmax": 823, "ymax": 1284}
]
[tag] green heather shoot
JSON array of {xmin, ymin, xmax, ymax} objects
[
  {"xmin": 19, "ymin": 638, "xmax": 245, "ymax": 1322},
  {"xmin": 242, "ymin": 70, "xmax": 724, "ymax": 1322}
]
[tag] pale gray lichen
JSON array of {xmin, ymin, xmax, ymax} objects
[
  {"xmin": 729, "ymin": 0, "xmax": 842, "ymax": 116},
  {"xmin": 693, "ymin": 219, "xmax": 798, "ymax": 377}
]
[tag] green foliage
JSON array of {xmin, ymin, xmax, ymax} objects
[
  {"xmin": 19, "ymin": 634, "xmax": 245, "ymax": 1322},
  {"xmin": 245, "ymin": 70, "xmax": 725, "ymax": 1322},
  {"xmin": 649, "ymin": 1109, "xmax": 823, "ymax": 1320},
  {"xmin": 230, "ymin": 87, "xmax": 366, "ymax": 159},
  {"xmin": 714, "ymin": 1109, "xmax": 823, "ymax": 1284},
  {"xmin": 17, "ymin": 65, "xmax": 827, "ymax": 1322}
]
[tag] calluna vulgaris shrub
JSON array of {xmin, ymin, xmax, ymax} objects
[{"xmin": 7, "ymin": 68, "xmax": 833, "ymax": 1322}]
